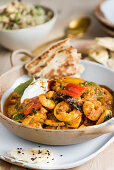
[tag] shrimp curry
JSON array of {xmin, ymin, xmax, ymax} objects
[{"xmin": 3, "ymin": 77, "xmax": 113, "ymax": 130}]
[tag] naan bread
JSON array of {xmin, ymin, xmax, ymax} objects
[
  {"xmin": 107, "ymin": 54, "xmax": 114, "ymax": 70},
  {"xmin": 96, "ymin": 37, "xmax": 114, "ymax": 51},
  {"xmin": 88, "ymin": 45, "xmax": 109, "ymax": 66},
  {"xmin": 25, "ymin": 39, "xmax": 84, "ymax": 79},
  {"xmin": 7, "ymin": 148, "xmax": 53, "ymax": 164}
]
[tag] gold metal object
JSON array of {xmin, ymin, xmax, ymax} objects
[{"xmin": 21, "ymin": 17, "xmax": 91, "ymax": 61}]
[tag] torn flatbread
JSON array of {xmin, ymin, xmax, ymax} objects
[
  {"xmin": 88, "ymin": 45, "xmax": 109, "ymax": 66},
  {"xmin": 96, "ymin": 37, "xmax": 114, "ymax": 51},
  {"xmin": 25, "ymin": 39, "xmax": 84, "ymax": 79}
]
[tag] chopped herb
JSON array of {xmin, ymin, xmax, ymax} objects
[
  {"xmin": 16, "ymin": 11, "xmax": 19, "ymax": 16},
  {"xmin": 35, "ymin": 6, "xmax": 41, "ymax": 10},
  {"xmin": 18, "ymin": 121, "xmax": 22, "ymax": 123},
  {"xmin": 14, "ymin": 113, "xmax": 25, "ymax": 120},
  {"xmin": 98, "ymin": 91, "xmax": 103, "ymax": 96},
  {"xmin": 32, "ymin": 108, "xmax": 37, "ymax": 114},
  {"xmin": 55, "ymin": 126, "xmax": 58, "ymax": 129},
  {"xmin": 93, "ymin": 87, "xmax": 97, "ymax": 94},
  {"xmin": 66, "ymin": 123, "xmax": 71, "ymax": 126},
  {"xmin": 97, "ymin": 91, "xmax": 103, "ymax": 100},
  {"xmin": 51, "ymin": 97, "xmax": 58, "ymax": 104},
  {"xmin": 88, "ymin": 82, "xmax": 93, "ymax": 86},
  {"xmin": 104, "ymin": 113, "xmax": 112, "ymax": 120},
  {"xmin": 35, "ymin": 6, "xmax": 43, "ymax": 16},
  {"xmin": 6, "ymin": 26, "xmax": 11, "ymax": 30},
  {"xmin": 13, "ymin": 19, "xmax": 19, "ymax": 23},
  {"xmin": 18, "ymin": 106, "xmax": 23, "ymax": 111},
  {"xmin": 86, "ymin": 91, "xmax": 89, "ymax": 94},
  {"xmin": 60, "ymin": 84, "xmax": 64, "ymax": 90}
]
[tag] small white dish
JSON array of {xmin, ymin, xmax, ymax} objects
[
  {"xmin": 0, "ymin": 5, "xmax": 57, "ymax": 51},
  {"xmin": 100, "ymin": 0, "xmax": 114, "ymax": 25},
  {"xmin": 0, "ymin": 123, "xmax": 113, "ymax": 169}
]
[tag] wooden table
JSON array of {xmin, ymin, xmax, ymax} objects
[{"xmin": 0, "ymin": 0, "xmax": 114, "ymax": 169}]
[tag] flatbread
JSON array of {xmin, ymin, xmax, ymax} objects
[
  {"xmin": 96, "ymin": 37, "xmax": 114, "ymax": 51},
  {"xmin": 7, "ymin": 148, "xmax": 53, "ymax": 164},
  {"xmin": 107, "ymin": 54, "xmax": 114, "ymax": 70},
  {"xmin": 25, "ymin": 39, "xmax": 84, "ymax": 79},
  {"xmin": 88, "ymin": 45, "xmax": 109, "ymax": 66}
]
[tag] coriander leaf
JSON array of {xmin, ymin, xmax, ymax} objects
[
  {"xmin": 60, "ymin": 84, "xmax": 64, "ymax": 90},
  {"xmin": 88, "ymin": 82, "xmax": 93, "ymax": 86},
  {"xmin": 18, "ymin": 106, "xmax": 23, "ymax": 111},
  {"xmin": 35, "ymin": 6, "xmax": 41, "ymax": 11},
  {"xmin": 32, "ymin": 108, "xmax": 37, "ymax": 114},
  {"xmin": 13, "ymin": 19, "xmax": 19, "ymax": 23},
  {"xmin": 14, "ymin": 113, "xmax": 25, "ymax": 120},
  {"xmin": 104, "ymin": 113, "xmax": 112, "ymax": 120},
  {"xmin": 6, "ymin": 26, "xmax": 11, "ymax": 30}
]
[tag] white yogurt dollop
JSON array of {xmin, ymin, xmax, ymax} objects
[{"xmin": 21, "ymin": 78, "xmax": 48, "ymax": 103}]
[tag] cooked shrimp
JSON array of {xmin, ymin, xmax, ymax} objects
[
  {"xmin": 45, "ymin": 120, "xmax": 65, "ymax": 126},
  {"xmin": 66, "ymin": 112, "xmax": 82, "ymax": 128},
  {"xmin": 46, "ymin": 91, "xmax": 55, "ymax": 99},
  {"xmin": 79, "ymin": 124, "xmax": 86, "ymax": 129},
  {"xmin": 39, "ymin": 94, "xmax": 55, "ymax": 109},
  {"xmin": 83, "ymin": 101, "xmax": 103, "ymax": 121},
  {"xmin": 29, "ymin": 122, "xmax": 43, "ymax": 128},
  {"xmin": 54, "ymin": 101, "xmax": 81, "ymax": 122},
  {"xmin": 96, "ymin": 110, "xmax": 112, "ymax": 125},
  {"xmin": 100, "ymin": 88, "xmax": 113, "ymax": 107}
]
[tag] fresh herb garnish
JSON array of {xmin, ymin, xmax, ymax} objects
[
  {"xmin": 18, "ymin": 106, "xmax": 23, "ymax": 111},
  {"xmin": 14, "ymin": 78, "xmax": 33, "ymax": 96},
  {"xmin": 35, "ymin": 6, "xmax": 43, "ymax": 16},
  {"xmin": 88, "ymin": 82, "xmax": 93, "ymax": 86},
  {"xmin": 6, "ymin": 26, "xmax": 11, "ymax": 30},
  {"xmin": 13, "ymin": 19, "xmax": 19, "ymax": 23},
  {"xmin": 104, "ymin": 112, "xmax": 112, "ymax": 120},
  {"xmin": 16, "ymin": 11, "xmax": 19, "ymax": 16},
  {"xmin": 60, "ymin": 84, "xmax": 64, "ymax": 90},
  {"xmin": 32, "ymin": 108, "xmax": 37, "ymax": 114},
  {"xmin": 14, "ymin": 113, "xmax": 25, "ymax": 120}
]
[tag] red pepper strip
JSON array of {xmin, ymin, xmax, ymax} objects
[
  {"xmin": 24, "ymin": 96, "xmax": 41, "ymax": 115},
  {"xmin": 59, "ymin": 83, "xmax": 85, "ymax": 99}
]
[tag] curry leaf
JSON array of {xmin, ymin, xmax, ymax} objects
[{"xmin": 14, "ymin": 78, "xmax": 33, "ymax": 96}]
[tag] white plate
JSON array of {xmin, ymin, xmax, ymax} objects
[
  {"xmin": 0, "ymin": 60, "xmax": 114, "ymax": 169},
  {"xmin": 0, "ymin": 123, "xmax": 113, "ymax": 169}
]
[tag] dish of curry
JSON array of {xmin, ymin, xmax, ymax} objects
[{"xmin": 3, "ymin": 77, "xmax": 113, "ymax": 130}]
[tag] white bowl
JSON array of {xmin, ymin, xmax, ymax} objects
[
  {"xmin": 0, "ymin": 60, "xmax": 114, "ymax": 145},
  {"xmin": 0, "ymin": 5, "xmax": 57, "ymax": 51}
]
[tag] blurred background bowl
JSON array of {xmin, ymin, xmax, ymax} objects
[
  {"xmin": 0, "ymin": 5, "xmax": 57, "ymax": 51},
  {"xmin": 94, "ymin": 0, "xmax": 114, "ymax": 36}
]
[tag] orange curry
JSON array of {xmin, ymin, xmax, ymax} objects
[{"xmin": 3, "ymin": 77, "xmax": 113, "ymax": 130}]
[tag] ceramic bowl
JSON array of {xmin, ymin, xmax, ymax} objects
[
  {"xmin": 0, "ymin": 60, "xmax": 114, "ymax": 145},
  {"xmin": 0, "ymin": 5, "xmax": 57, "ymax": 51},
  {"xmin": 94, "ymin": 0, "xmax": 114, "ymax": 30}
]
